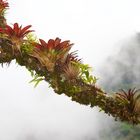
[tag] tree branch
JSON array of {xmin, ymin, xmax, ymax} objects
[{"xmin": 0, "ymin": 0, "xmax": 140, "ymax": 125}]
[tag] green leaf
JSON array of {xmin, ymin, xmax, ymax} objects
[
  {"xmin": 29, "ymin": 72, "xmax": 44, "ymax": 88},
  {"xmin": 34, "ymin": 78, "xmax": 44, "ymax": 88},
  {"xmin": 85, "ymin": 70, "xmax": 89, "ymax": 79}
]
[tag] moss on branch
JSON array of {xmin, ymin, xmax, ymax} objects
[{"xmin": 0, "ymin": 0, "xmax": 140, "ymax": 125}]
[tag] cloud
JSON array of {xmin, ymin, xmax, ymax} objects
[
  {"xmin": 98, "ymin": 33, "xmax": 140, "ymax": 92},
  {"xmin": 97, "ymin": 33, "xmax": 140, "ymax": 140},
  {"xmin": 0, "ymin": 62, "xmax": 105, "ymax": 140}
]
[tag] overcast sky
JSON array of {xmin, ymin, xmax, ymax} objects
[{"xmin": 1, "ymin": 0, "xmax": 140, "ymax": 140}]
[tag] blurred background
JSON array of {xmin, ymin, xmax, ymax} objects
[{"xmin": 0, "ymin": 0, "xmax": 140, "ymax": 139}]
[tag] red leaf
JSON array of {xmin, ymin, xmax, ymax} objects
[
  {"xmin": 47, "ymin": 39, "xmax": 54, "ymax": 49},
  {"xmin": 5, "ymin": 25, "xmax": 14, "ymax": 35},
  {"xmin": 0, "ymin": 28, "xmax": 3, "ymax": 32},
  {"xmin": 60, "ymin": 40, "xmax": 70, "ymax": 48},
  {"xmin": 39, "ymin": 39, "xmax": 48, "ymax": 48},
  {"xmin": 13, "ymin": 23, "xmax": 19, "ymax": 35},
  {"xmin": 22, "ymin": 30, "xmax": 34, "ymax": 37},
  {"xmin": 20, "ymin": 25, "xmax": 32, "ymax": 36},
  {"xmin": 54, "ymin": 37, "xmax": 61, "ymax": 47}
]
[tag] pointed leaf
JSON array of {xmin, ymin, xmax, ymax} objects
[
  {"xmin": 20, "ymin": 25, "xmax": 32, "ymax": 35},
  {"xmin": 39, "ymin": 39, "xmax": 48, "ymax": 48}
]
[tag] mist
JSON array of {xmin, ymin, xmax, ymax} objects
[
  {"xmin": 1, "ymin": 0, "xmax": 140, "ymax": 140},
  {"xmin": 97, "ymin": 33, "xmax": 140, "ymax": 140},
  {"xmin": 98, "ymin": 33, "xmax": 140, "ymax": 91},
  {"xmin": 1, "ymin": 34, "xmax": 140, "ymax": 140},
  {"xmin": 0, "ymin": 63, "xmax": 108, "ymax": 140}
]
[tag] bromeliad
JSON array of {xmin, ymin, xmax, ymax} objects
[
  {"xmin": 0, "ymin": 23, "xmax": 34, "ymax": 54},
  {"xmin": 0, "ymin": 0, "xmax": 8, "ymax": 13},
  {"xmin": 116, "ymin": 88, "xmax": 140, "ymax": 115},
  {"xmin": 31, "ymin": 37, "xmax": 73, "ymax": 72}
]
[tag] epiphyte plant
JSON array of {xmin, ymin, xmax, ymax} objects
[{"xmin": 0, "ymin": 0, "xmax": 140, "ymax": 125}]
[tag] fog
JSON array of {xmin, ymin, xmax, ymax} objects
[
  {"xmin": 0, "ymin": 63, "xmax": 107, "ymax": 140},
  {"xmin": 98, "ymin": 34, "xmax": 140, "ymax": 91},
  {"xmin": 97, "ymin": 33, "xmax": 140, "ymax": 140},
  {"xmin": 0, "ymin": 0, "xmax": 140, "ymax": 140}
]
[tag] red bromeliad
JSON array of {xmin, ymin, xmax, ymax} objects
[
  {"xmin": 0, "ymin": 0, "xmax": 8, "ymax": 13},
  {"xmin": 0, "ymin": 0, "xmax": 140, "ymax": 125},
  {"xmin": 36, "ymin": 37, "xmax": 72, "ymax": 53},
  {"xmin": 31, "ymin": 37, "xmax": 73, "ymax": 72},
  {"xmin": 0, "ymin": 23, "xmax": 34, "ymax": 53}
]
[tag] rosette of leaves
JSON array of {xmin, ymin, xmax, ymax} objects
[
  {"xmin": 0, "ymin": 0, "xmax": 8, "ymax": 14},
  {"xmin": 59, "ymin": 51, "xmax": 81, "ymax": 81},
  {"xmin": 63, "ymin": 62, "xmax": 81, "ymax": 81},
  {"xmin": 0, "ymin": 23, "xmax": 34, "ymax": 54},
  {"xmin": 0, "ymin": 0, "xmax": 8, "ymax": 27},
  {"xmin": 31, "ymin": 38, "xmax": 73, "ymax": 72},
  {"xmin": 115, "ymin": 88, "xmax": 140, "ymax": 123}
]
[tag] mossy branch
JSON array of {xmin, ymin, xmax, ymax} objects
[{"xmin": 0, "ymin": 0, "xmax": 140, "ymax": 125}]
